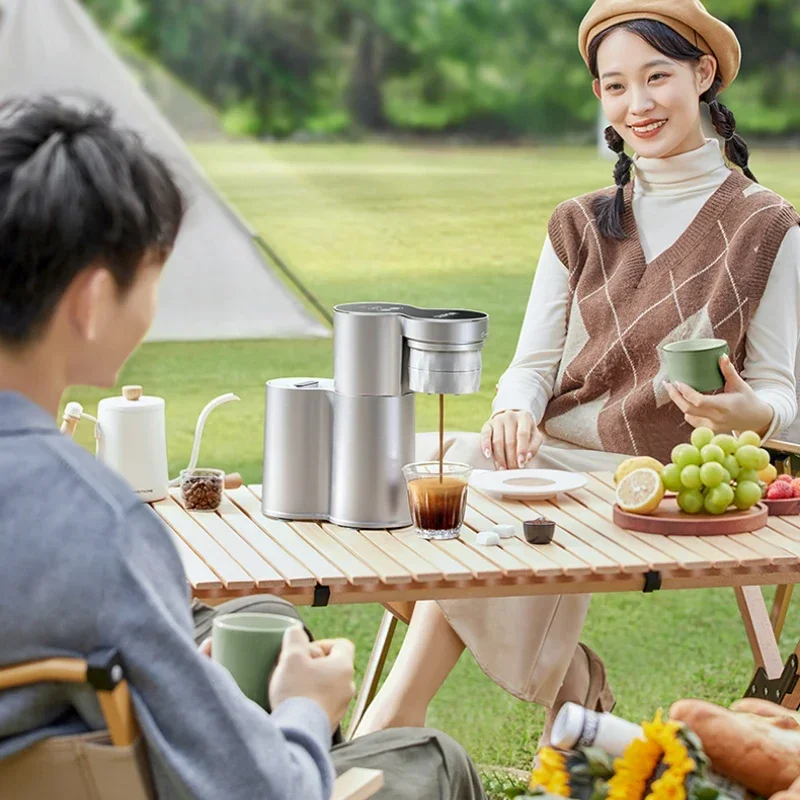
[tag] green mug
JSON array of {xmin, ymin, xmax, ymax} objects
[
  {"xmin": 661, "ymin": 338, "xmax": 729, "ymax": 393},
  {"xmin": 212, "ymin": 612, "xmax": 301, "ymax": 710}
]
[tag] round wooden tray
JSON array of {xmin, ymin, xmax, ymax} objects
[
  {"xmin": 764, "ymin": 497, "xmax": 800, "ymax": 517},
  {"xmin": 613, "ymin": 498, "xmax": 768, "ymax": 535}
]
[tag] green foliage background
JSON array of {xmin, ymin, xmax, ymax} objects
[{"xmin": 85, "ymin": 0, "xmax": 800, "ymax": 139}]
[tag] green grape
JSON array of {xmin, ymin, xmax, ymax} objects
[
  {"xmin": 700, "ymin": 461, "xmax": 726, "ymax": 488},
  {"xmin": 711, "ymin": 434, "xmax": 738, "ymax": 455},
  {"xmin": 661, "ymin": 463, "xmax": 683, "ymax": 493},
  {"xmin": 678, "ymin": 489, "xmax": 704, "ymax": 514},
  {"xmin": 723, "ymin": 454, "xmax": 740, "ymax": 480},
  {"xmin": 701, "ymin": 444, "xmax": 725, "ymax": 464},
  {"xmin": 734, "ymin": 481, "xmax": 763, "ymax": 510},
  {"xmin": 704, "ymin": 483, "xmax": 735, "ymax": 515},
  {"xmin": 737, "ymin": 468, "xmax": 760, "ymax": 485},
  {"xmin": 737, "ymin": 431, "xmax": 762, "ymax": 448},
  {"xmin": 719, "ymin": 468, "xmax": 732, "ymax": 485},
  {"xmin": 691, "ymin": 427, "xmax": 715, "ymax": 449},
  {"xmin": 752, "ymin": 448, "xmax": 770, "ymax": 471},
  {"xmin": 672, "ymin": 444, "xmax": 702, "ymax": 469},
  {"xmin": 680, "ymin": 465, "xmax": 703, "ymax": 490},
  {"xmin": 736, "ymin": 445, "xmax": 764, "ymax": 470}
]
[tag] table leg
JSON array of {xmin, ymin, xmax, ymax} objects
[
  {"xmin": 735, "ymin": 586, "xmax": 784, "ymax": 679},
  {"xmin": 779, "ymin": 640, "xmax": 800, "ymax": 710},
  {"xmin": 383, "ymin": 601, "xmax": 415, "ymax": 625},
  {"xmin": 346, "ymin": 610, "xmax": 399, "ymax": 740},
  {"xmin": 770, "ymin": 585, "xmax": 794, "ymax": 643}
]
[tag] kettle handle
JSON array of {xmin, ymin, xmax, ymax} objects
[{"xmin": 59, "ymin": 404, "xmax": 102, "ymax": 452}]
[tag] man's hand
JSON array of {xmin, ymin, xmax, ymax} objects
[{"xmin": 269, "ymin": 626, "xmax": 356, "ymax": 732}]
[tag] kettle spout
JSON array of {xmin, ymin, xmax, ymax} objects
[{"xmin": 171, "ymin": 393, "xmax": 240, "ymax": 485}]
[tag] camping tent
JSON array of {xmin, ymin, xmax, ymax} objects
[{"xmin": 0, "ymin": 0, "xmax": 330, "ymax": 341}]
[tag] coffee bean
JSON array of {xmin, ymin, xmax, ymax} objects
[{"xmin": 181, "ymin": 474, "xmax": 224, "ymax": 511}]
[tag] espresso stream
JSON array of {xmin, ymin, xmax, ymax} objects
[{"xmin": 439, "ymin": 393, "xmax": 444, "ymax": 482}]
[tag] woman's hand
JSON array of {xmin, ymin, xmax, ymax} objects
[
  {"xmin": 666, "ymin": 355, "xmax": 775, "ymax": 436},
  {"xmin": 480, "ymin": 409, "xmax": 543, "ymax": 470}
]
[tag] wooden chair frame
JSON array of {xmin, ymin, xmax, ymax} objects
[{"xmin": 0, "ymin": 651, "xmax": 382, "ymax": 800}]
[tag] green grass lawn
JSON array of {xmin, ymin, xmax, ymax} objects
[{"xmin": 65, "ymin": 142, "xmax": 800, "ymax": 773}]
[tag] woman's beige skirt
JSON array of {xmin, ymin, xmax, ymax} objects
[{"xmin": 415, "ymin": 431, "xmax": 627, "ymax": 706}]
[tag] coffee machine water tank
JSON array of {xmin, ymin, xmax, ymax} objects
[{"xmin": 262, "ymin": 303, "xmax": 488, "ymax": 529}]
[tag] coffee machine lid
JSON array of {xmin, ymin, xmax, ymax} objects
[
  {"xmin": 335, "ymin": 302, "xmax": 486, "ymax": 322},
  {"xmin": 266, "ymin": 377, "xmax": 334, "ymax": 391}
]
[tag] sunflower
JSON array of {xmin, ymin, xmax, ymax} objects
[
  {"xmin": 530, "ymin": 747, "xmax": 571, "ymax": 797},
  {"xmin": 607, "ymin": 711, "xmax": 696, "ymax": 800}
]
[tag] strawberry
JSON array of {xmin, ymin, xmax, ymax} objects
[
  {"xmin": 792, "ymin": 479, "xmax": 800, "ymax": 498},
  {"xmin": 767, "ymin": 481, "xmax": 794, "ymax": 500},
  {"xmin": 776, "ymin": 474, "xmax": 794, "ymax": 484}
]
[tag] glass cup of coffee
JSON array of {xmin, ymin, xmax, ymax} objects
[{"xmin": 402, "ymin": 461, "xmax": 473, "ymax": 540}]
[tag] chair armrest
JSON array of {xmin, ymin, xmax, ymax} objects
[
  {"xmin": 765, "ymin": 437, "xmax": 800, "ymax": 456},
  {"xmin": 0, "ymin": 653, "xmax": 138, "ymax": 747},
  {"xmin": 332, "ymin": 768, "xmax": 384, "ymax": 800}
]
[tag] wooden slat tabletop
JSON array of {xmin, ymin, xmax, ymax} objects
[{"xmin": 151, "ymin": 475, "xmax": 800, "ymax": 606}]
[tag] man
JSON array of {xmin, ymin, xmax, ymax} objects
[{"xmin": 0, "ymin": 96, "xmax": 486, "ymax": 800}]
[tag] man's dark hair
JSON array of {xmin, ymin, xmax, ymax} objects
[{"xmin": 0, "ymin": 96, "xmax": 185, "ymax": 344}]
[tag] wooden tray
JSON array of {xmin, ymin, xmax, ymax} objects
[
  {"xmin": 764, "ymin": 497, "xmax": 800, "ymax": 517},
  {"xmin": 613, "ymin": 499, "xmax": 768, "ymax": 535}
]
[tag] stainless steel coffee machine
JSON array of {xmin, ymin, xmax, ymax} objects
[{"xmin": 262, "ymin": 302, "xmax": 489, "ymax": 529}]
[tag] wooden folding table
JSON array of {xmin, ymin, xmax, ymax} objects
[{"xmin": 152, "ymin": 472, "xmax": 800, "ymax": 734}]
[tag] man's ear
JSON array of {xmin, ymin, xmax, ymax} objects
[
  {"xmin": 68, "ymin": 266, "xmax": 115, "ymax": 342},
  {"xmin": 592, "ymin": 79, "xmax": 602, "ymax": 101},
  {"xmin": 697, "ymin": 54, "xmax": 717, "ymax": 95}
]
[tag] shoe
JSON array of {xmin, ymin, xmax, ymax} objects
[
  {"xmin": 581, "ymin": 643, "xmax": 615, "ymax": 713},
  {"xmin": 536, "ymin": 643, "xmax": 615, "ymax": 755}
]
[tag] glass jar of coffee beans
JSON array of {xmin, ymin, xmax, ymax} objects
[{"xmin": 180, "ymin": 467, "xmax": 225, "ymax": 511}]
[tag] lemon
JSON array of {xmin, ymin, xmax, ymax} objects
[
  {"xmin": 613, "ymin": 456, "xmax": 664, "ymax": 485},
  {"xmin": 616, "ymin": 468, "xmax": 665, "ymax": 516}
]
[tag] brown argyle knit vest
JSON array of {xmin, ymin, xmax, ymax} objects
[{"xmin": 542, "ymin": 170, "xmax": 799, "ymax": 462}]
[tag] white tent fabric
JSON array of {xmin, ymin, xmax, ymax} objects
[{"xmin": 0, "ymin": 0, "xmax": 330, "ymax": 341}]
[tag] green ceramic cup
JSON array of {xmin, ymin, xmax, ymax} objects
[
  {"xmin": 212, "ymin": 612, "xmax": 301, "ymax": 710},
  {"xmin": 661, "ymin": 338, "xmax": 730, "ymax": 393}
]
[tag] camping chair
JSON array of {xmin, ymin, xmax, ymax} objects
[{"xmin": 0, "ymin": 649, "xmax": 383, "ymax": 800}]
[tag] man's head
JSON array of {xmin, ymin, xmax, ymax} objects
[{"xmin": 0, "ymin": 96, "xmax": 184, "ymax": 386}]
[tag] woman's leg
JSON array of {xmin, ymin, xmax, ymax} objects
[{"xmin": 355, "ymin": 601, "xmax": 466, "ymax": 735}]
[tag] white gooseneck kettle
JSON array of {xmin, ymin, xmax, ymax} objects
[{"xmin": 61, "ymin": 385, "xmax": 239, "ymax": 502}]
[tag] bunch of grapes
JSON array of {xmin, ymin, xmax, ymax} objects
[{"xmin": 661, "ymin": 428, "xmax": 768, "ymax": 515}]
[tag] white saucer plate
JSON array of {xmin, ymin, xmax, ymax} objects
[{"xmin": 469, "ymin": 468, "xmax": 588, "ymax": 500}]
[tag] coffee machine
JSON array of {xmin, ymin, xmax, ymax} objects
[{"xmin": 262, "ymin": 302, "xmax": 489, "ymax": 529}]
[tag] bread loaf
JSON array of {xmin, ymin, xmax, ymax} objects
[{"xmin": 670, "ymin": 699, "xmax": 800, "ymax": 796}]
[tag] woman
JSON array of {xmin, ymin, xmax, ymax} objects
[{"xmin": 357, "ymin": 0, "xmax": 800, "ymax": 746}]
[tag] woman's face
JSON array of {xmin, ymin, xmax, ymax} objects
[{"xmin": 593, "ymin": 29, "xmax": 716, "ymax": 159}]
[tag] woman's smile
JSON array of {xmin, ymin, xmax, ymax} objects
[{"xmin": 629, "ymin": 119, "xmax": 668, "ymax": 138}]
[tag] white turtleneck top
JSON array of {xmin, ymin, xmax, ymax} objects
[{"xmin": 494, "ymin": 139, "xmax": 799, "ymax": 442}]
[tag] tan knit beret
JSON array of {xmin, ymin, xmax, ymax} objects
[{"xmin": 578, "ymin": 0, "xmax": 741, "ymax": 89}]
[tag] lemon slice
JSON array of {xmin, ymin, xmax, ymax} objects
[
  {"xmin": 613, "ymin": 456, "xmax": 664, "ymax": 485},
  {"xmin": 615, "ymin": 468, "xmax": 665, "ymax": 516}
]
